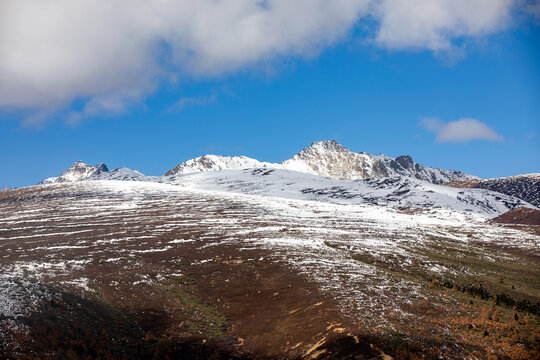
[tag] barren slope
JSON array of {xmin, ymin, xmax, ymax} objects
[{"xmin": 0, "ymin": 181, "xmax": 538, "ymax": 359}]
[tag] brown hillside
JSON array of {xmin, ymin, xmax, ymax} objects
[
  {"xmin": 493, "ymin": 207, "xmax": 540, "ymax": 226},
  {"xmin": 443, "ymin": 180, "xmax": 481, "ymax": 188}
]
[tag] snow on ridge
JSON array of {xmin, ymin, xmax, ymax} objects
[
  {"xmin": 163, "ymin": 140, "xmax": 477, "ymax": 184},
  {"xmin": 164, "ymin": 154, "xmax": 277, "ymax": 176},
  {"xmin": 86, "ymin": 167, "xmax": 146, "ymax": 182}
]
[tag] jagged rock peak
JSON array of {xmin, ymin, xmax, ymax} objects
[
  {"xmin": 39, "ymin": 161, "xmax": 109, "ymax": 184},
  {"xmin": 68, "ymin": 160, "xmax": 108, "ymax": 173},
  {"xmin": 395, "ymin": 155, "xmax": 414, "ymax": 168},
  {"xmin": 308, "ymin": 140, "xmax": 345, "ymax": 150},
  {"xmin": 281, "ymin": 140, "xmax": 476, "ymax": 184}
]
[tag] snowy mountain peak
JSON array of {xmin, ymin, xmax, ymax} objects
[
  {"xmin": 303, "ymin": 140, "xmax": 359, "ymax": 156},
  {"xmin": 308, "ymin": 140, "xmax": 345, "ymax": 151},
  {"xmin": 164, "ymin": 154, "xmax": 275, "ymax": 176},
  {"xmin": 39, "ymin": 161, "xmax": 109, "ymax": 184},
  {"xmin": 281, "ymin": 141, "xmax": 477, "ymax": 184}
]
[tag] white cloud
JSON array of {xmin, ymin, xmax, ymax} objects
[
  {"xmin": 168, "ymin": 94, "xmax": 216, "ymax": 112},
  {"xmin": 420, "ymin": 117, "xmax": 504, "ymax": 143},
  {"xmin": 0, "ymin": 0, "xmax": 535, "ymax": 123},
  {"xmin": 374, "ymin": 0, "xmax": 515, "ymax": 51}
]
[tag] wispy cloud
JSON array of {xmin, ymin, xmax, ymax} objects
[
  {"xmin": 420, "ymin": 117, "xmax": 504, "ymax": 143},
  {"xmin": 168, "ymin": 94, "xmax": 216, "ymax": 112},
  {"xmin": 1, "ymin": 0, "xmax": 536, "ymax": 124}
]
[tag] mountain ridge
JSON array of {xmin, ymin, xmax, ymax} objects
[
  {"xmin": 164, "ymin": 154, "xmax": 275, "ymax": 176},
  {"xmin": 279, "ymin": 140, "xmax": 476, "ymax": 183},
  {"xmin": 163, "ymin": 140, "xmax": 477, "ymax": 184}
]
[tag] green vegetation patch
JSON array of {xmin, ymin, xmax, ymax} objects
[{"xmin": 162, "ymin": 276, "xmax": 228, "ymax": 339}]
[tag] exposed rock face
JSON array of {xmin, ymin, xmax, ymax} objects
[
  {"xmin": 281, "ymin": 140, "xmax": 379, "ymax": 179},
  {"xmin": 445, "ymin": 174, "xmax": 540, "ymax": 208},
  {"xmin": 165, "ymin": 140, "xmax": 477, "ymax": 184},
  {"xmin": 280, "ymin": 141, "xmax": 476, "ymax": 184},
  {"xmin": 40, "ymin": 161, "xmax": 109, "ymax": 184}
]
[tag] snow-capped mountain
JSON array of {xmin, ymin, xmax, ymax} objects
[
  {"xmin": 164, "ymin": 141, "xmax": 477, "ymax": 184},
  {"xmin": 164, "ymin": 155, "xmax": 275, "ymax": 176},
  {"xmin": 35, "ymin": 141, "xmax": 534, "ymax": 217},
  {"xmin": 39, "ymin": 161, "xmax": 109, "ymax": 184},
  {"xmin": 445, "ymin": 174, "xmax": 540, "ymax": 208},
  {"xmin": 280, "ymin": 141, "xmax": 476, "ymax": 183}
]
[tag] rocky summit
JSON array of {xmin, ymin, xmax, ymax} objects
[{"xmin": 39, "ymin": 161, "xmax": 109, "ymax": 184}]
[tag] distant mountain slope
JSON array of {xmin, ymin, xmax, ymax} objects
[
  {"xmin": 39, "ymin": 161, "xmax": 109, "ymax": 184},
  {"xmin": 164, "ymin": 140, "xmax": 477, "ymax": 184},
  {"xmin": 445, "ymin": 174, "xmax": 540, "ymax": 208}
]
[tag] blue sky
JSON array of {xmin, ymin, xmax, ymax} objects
[{"xmin": 1, "ymin": 1, "xmax": 539, "ymax": 188}]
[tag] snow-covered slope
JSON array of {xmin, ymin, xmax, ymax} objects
[
  {"xmin": 445, "ymin": 174, "xmax": 540, "ymax": 208},
  {"xmin": 39, "ymin": 161, "xmax": 109, "ymax": 184},
  {"xmin": 164, "ymin": 155, "xmax": 276, "ymax": 176},
  {"xmin": 0, "ymin": 187, "xmax": 10, "ymax": 192},
  {"xmin": 164, "ymin": 141, "xmax": 477, "ymax": 184},
  {"xmin": 173, "ymin": 169, "xmax": 528, "ymax": 216},
  {"xmin": 3, "ymin": 167, "xmax": 538, "ymax": 359},
  {"xmin": 88, "ymin": 167, "xmax": 530, "ymax": 217},
  {"xmin": 281, "ymin": 141, "xmax": 476, "ymax": 183}
]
